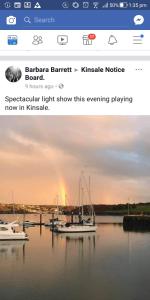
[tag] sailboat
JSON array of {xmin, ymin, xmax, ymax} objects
[
  {"xmin": 54, "ymin": 175, "xmax": 97, "ymax": 233},
  {"xmin": 54, "ymin": 221, "xmax": 97, "ymax": 233},
  {"xmin": 45, "ymin": 195, "xmax": 63, "ymax": 227}
]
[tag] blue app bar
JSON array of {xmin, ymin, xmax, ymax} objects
[{"xmin": 0, "ymin": 10, "xmax": 149, "ymax": 30}]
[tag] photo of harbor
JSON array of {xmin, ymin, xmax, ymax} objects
[
  {"xmin": 1, "ymin": 116, "xmax": 150, "ymax": 300},
  {"xmin": 0, "ymin": 214, "xmax": 150, "ymax": 300}
]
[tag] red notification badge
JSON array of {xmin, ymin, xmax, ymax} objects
[{"xmin": 88, "ymin": 34, "xmax": 96, "ymax": 40}]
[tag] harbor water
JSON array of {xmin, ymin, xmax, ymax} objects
[{"xmin": 0, "ymin": 215, "xmax": 150, "ymax": 300}]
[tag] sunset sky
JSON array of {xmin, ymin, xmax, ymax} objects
[{"xmin": 0, "ymin": 116, "xmax": 150, "ymax": 205}]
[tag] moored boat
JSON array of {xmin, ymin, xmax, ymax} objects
[
  {"xmin": 0, "ymin": 221, "xmax": 28, "ymax": 240},
  {"xmin": 20, "ymin": 220, "xmax": 36, "ymax": 227},
  {"xmin": 54, "ymin": 222, "xmax": 97, "ymax": 233},
  {"xmin": 54, "ymin": 174, "xmax": 97, "ymax": 233},
  {"xmin": 45, "ymin": 217, "xmax": 63, "ymax": 227}
]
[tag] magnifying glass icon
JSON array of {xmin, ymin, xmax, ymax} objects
[{"xmin": 24, "ymin": 16, "xmax": 31, "ymax": 23}]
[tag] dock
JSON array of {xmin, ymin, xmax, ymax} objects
[{"xmin": 123, "ymin": 215, "xmax": 150, "ymax": 231}]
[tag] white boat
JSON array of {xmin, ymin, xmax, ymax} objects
[
  {"xmin": 0, "ymin": 221, "xmax": 28, "ymax": 240},
  {"xmin": 54, "ymin": 222, "xmax": 97, "ymax": 233},
  {"xmin": 54, "ymin": 174, "xmax": 97, "ymax": 233}
]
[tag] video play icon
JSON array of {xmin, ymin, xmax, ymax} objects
[{"xmin": 57, "ymin": 35, "xmax": 68, "ymax": 45}]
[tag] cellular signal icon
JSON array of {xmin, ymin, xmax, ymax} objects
[{"xmin": 102, "ymin": 2, "xmax": 109, "ymax": 8}]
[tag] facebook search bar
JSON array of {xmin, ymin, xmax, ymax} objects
[
  {"xmin": 24, "ymin": 16, "xmax": 56, "ymax": 25},
  {"xmin": 0, "ymin": 11, "xmax": 149, "ymax": 29}
]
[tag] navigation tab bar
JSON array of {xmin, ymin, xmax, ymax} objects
[{"xmin": 0, "ymin": 30, "xmax": 150, "ymax": 56}]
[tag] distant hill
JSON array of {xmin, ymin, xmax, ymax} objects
[{"xmin": 1, "ymin": 202, "xmax": 150, "ymax": 215}]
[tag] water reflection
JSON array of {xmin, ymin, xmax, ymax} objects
[
  {"xmin": 60, "ymin": 232, "xmax": 96, "ymax": 251},
  {"xmin": 52, "ymin": 232, "xmax": 96, "ymax": 247},
  {"xmin": 40, "ymin": 225, "xmax": 42, "ymax": 236},
  {"xmin": 0, "ymin": 217, "xmax": 150, "ymax": 300},
  {"xmin": 51, "ymin": 232, "xmax": 97, "ymax": 268},
  {"xmin": 0, "ymin": 240, "xmax": 26, "ymax": 262}
]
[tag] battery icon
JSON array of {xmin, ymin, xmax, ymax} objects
[{"xmin": 119, "ymin": 2, "xmax": 128, "ymax": 8}]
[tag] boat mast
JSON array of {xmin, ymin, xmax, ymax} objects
[
  {"xmin": 88, "ymin": 176, "xmax": 95, "ymax": 225},
  {"xmin": 56, "ymin": 194, "xmax": 59, "ymax": 217},
  {"xmin": 78, "ymin": 177, "xmax": 81, "ymax": 222},
  {"xmin": 11, "ymin": 190, "xmax": 15, "ymax": 215},
  {"xmin": 128, "ymin": 198, "xmax": 130, "ymax": 216},
  {"xmin": 81, "ymin": 186, "xmax": 84, "ymax": 221}
]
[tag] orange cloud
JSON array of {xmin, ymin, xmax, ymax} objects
[{"xmin": 0, "ymin": 116, "xmax": 150, "ymax": 205}]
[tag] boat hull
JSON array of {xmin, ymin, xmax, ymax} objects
[
  {"xmin": 0, "ymin": 235, "xmax": 28, "ymax": 240},
  {"xmin": 55, "ymin": 225, "xmax": 97, "ymax": 233}
]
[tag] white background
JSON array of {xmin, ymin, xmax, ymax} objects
[{"xmin": 0, "ymin": 60, "xmax": 149, "ymax": 115}]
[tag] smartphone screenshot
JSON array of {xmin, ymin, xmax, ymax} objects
[{"xmin": 0, "ymin": 1, "xmax": 150, "ymax": 300}]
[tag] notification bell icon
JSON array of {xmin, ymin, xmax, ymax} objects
[{"xmin": 108, "ymin": 35, "xmax": 117, "ymax": 45}]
